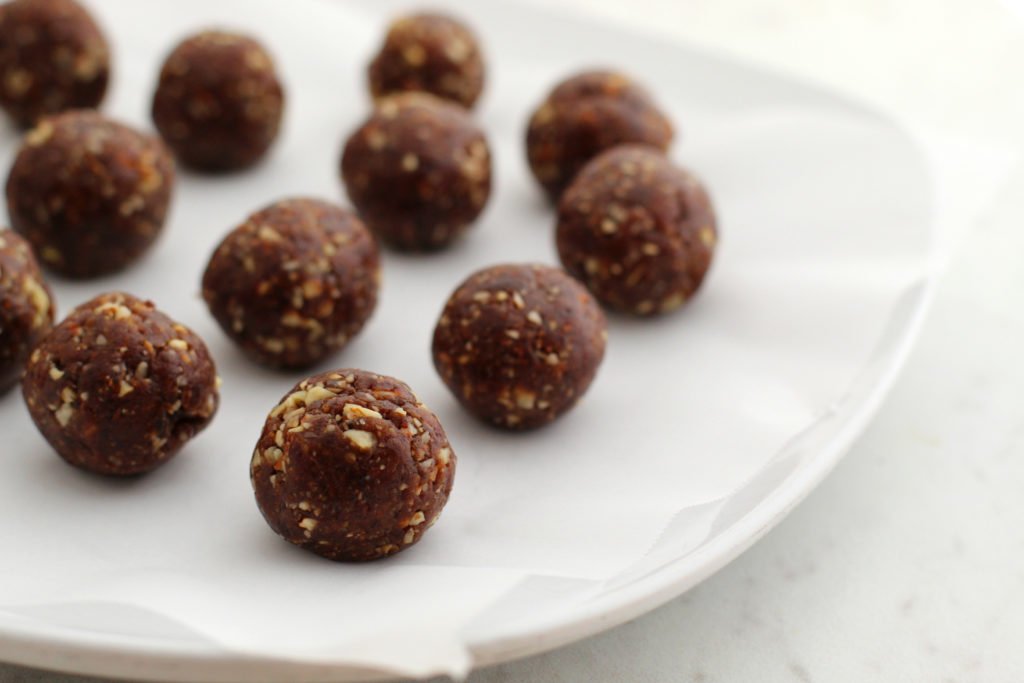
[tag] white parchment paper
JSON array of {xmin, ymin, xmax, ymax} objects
[{"xmin": 0, "ymin": 0, "xmax": 940, "ymax": 678}]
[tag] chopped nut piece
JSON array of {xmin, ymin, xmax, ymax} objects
[
  {"xmin": 343, "ymin": 429, "xmax": 377, "ymax": 451},
  {"xmin": 304, "ymin": 385, "xmax": 336, "ymax": 404},
  {"xmin": 54, "ymin": 403, "xmax": 74, "ymax": 427},
  {"xmin": 515, "ymin": 389, "xmax": 536, "ymax": 410},
  {"xmin": 343, "ymin": 403, "xmax": 383, "ymax": 420}
]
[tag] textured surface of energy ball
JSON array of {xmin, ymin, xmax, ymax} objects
[
  {"xmin": 202, "ymin": 198, "xmax": 380, "ymax": 369},
  {"xmin": 0, "ymin": 0, "xmax": 109, "ymax": 126},
  {"xmin": 251, "ymin": 369, "xmax": 456, "ymax": 561},
  {"xmin": 556, "ymin": 145, "xmax": 717, "ymax": 316},
  {"xmin": 22, "ymin": 292, "xmax": 219, "ymax": 476},
  {"xmin": 151, "ymin": 30, "xmax": 284, "ymax": 171},
  {"xmin": 5, "ymin": 110, "xmax": 174, "ymax": 278},
  {"xmin": 432, "ymin": 264, "xmax": 607, "ymax": 430},
  {"xmin": 341, "ymin": 92, "xmax": 491, "ymax": 250},
  {"xmin": 526, "ymin": 70, "xmax": 673, "ymax": 202},
  {"xmin": 0, "ymin": 229, "xmax": 54, "ymax": 391},
  {"xmin": 368, "ymin": 12, "xmax": 484, "ymax": 109}
]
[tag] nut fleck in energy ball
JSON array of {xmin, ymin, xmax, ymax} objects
[
  {"xmin": 22, "ymin": 292, "xmax": 219, "ymax": 476},
  {"xmin": 152, "ymin": 30, "xmax": 284, "ymax": 172},
  {"xmin": 0, "ymin": 228, "xmax": 54, "ymax": 391},
  {"xmin": 202, "ymin": 198, "xmax": 380, "ymax": 369},
  {"xmin": 526, "ymin": 70, "xmax": 673, "ymax": 202},
  {"xmin": 557, "ymin": 145, "xmax": 717, "ymax": 316},
  {"xmin": 5, "ymin": 110, "xmax": 175, "ymax": 278},
  {"xmin": 0, "ymin": 0, "xmax": 110, "ymax": 127},
  {"xmin": 368, "ymin": 12, "xmax": 485, "ymax": 109},
  {"xmin": 432, "ymin": 264, "xmax": 607, "ymax": 430},
  {"xmin": 251, "ymin": 369, "xmax": 456, "ymax": 562},
  {"xmin": 341, "ymin": 92, "xmax": 491, "ymax": 251}
]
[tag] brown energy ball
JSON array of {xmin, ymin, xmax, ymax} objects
[
  {"xmin": 251, "ymin": 369, "xmax": 456, "ymax": 562},
  {"xmin": 201, "ymin": 198, "xmax": 380, "ymax": 369},
  {"xmin": 22, "ymin": 292, "xmax": 219, "ymax": 476},
  {"xmin": 556, "ymin": 145, "xmax": 717, "ymax": 316},
  {"xmin": 368, "ymin": 12, "xmax": 484, "ymax": 109},
  {"xmin": 432, "ymin": 264, "xmax": 607, "ymax": 430},
  {"xmin": 151, "ymin": 30, "xmax": 284, "ymax": 172},
  {"xmin": 341, "ymin": 92, "xmax": 491, "ymax": 251},
  {"xmin": 0, "ymin": 229, "xmax": 54, "ymax": 391},
  {"xmin": 0, "ymin": 0, "xmax": 110, "ymax": 127},
  {"xmin": 6, "ymin": 110, "xmax": 175, "ymax": 278},
  {"xmin": 526, "ymin": 70, "xmax": 674, "ymax": 202}
]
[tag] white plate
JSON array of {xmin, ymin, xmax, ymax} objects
[{"xmin": 0, "ymin": 0, "xmax": 934, "ymax": 680}]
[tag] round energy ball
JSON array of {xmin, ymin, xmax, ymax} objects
[
  {"xmin": 0, "ymin": 0, "xmax": 110, "ymax": 127},
  {"xmin": 368, "ymin": 12, "xmax": 484, "ymax": 109},
  {"xmin": 201, "ymin": 198, "xmax": 380, "ymax": 369},
  {"xmin": 526, "ymin": 70, "xmax": 673, "ymax": 202},
  {"xmin": 5, "ymin": 110, "xmax": 175, "ymax": 278},
  {"xmin": 556, "ymin": 145, "xmax": 717, "ymax": 316},
  {"xmin": 341, "ymin": 92, "xmax": 491, "ymax": 251},
  {"xmin": 22, "ymin": 292, "xmax": 220, "ymax": 476},
  {"xmin": 0, "ymin": 228, "xmax": 55, "ymax": 391},
  {"xmin": 251, "ymin": 369, "xmax": 456, "ymax": 562},
  {"xmin": 151, "ymin": 30, "xmax": 284, "ymax": 171},
  {"xmin": 432, "ymin": 264, "xmax": 607, "ymax": 430}
]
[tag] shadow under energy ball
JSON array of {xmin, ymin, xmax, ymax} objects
[
  {"xmin": 251, "ymin": 369, "xmax": 456, "ymax": 561},
  {"xmin": 0, "ymin": 0, "xmax": 110, "ymax": 127},
  {"xmin": 202, "ymin": 198, "xmax": 380, "ymax": 369},
  {"xmin": 5, "ymin": 110, "xmax": 174, "ymax": 278},
  {"xmin": 341, "ymin": 92, "xmax": 491, "ymax": 251},
  {"xmin": 152, "ymin": 30, "xmax": 284, "ymax": 172},
  {"xmin": 22, "ymin": 292, "xmax": 219, "ymax": 476}
]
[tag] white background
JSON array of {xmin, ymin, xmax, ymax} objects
[{"xmin": 4, "ymin": 0, "xmax": 1024, "ymax": 681}]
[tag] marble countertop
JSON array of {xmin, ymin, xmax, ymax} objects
[{"xmin": 4, "ymin": 0, "xmax": 1023, "ymax": 681}]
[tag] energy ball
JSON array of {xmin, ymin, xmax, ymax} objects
[
  {"xmin": 432, "ymin": 264, "xmax": 607, "ymax": 430},
  {"xmin": 202, "ymin": 198, "xmax": 380, "ymax": 369},
  {"xmin": 0, "ymin": 229, "xmax": 54, "ymax": 391},
  {"xmin": 556, "ymin": 145, "xmax": 717, "ymax": 316},
  {"xmin": 251, "ymin": 369, "xmax": 456, "ymax": 562},
  {"xmin": 341, "ymin": 92, "xmax": 491, "ymax": 251},
  {"xmin": 526, "ymin": 70, "xmax": 673, "ymax": 202},
  {"xmin": 368, "ymin": 12, "xmax": 484, "ymax": 109},
  {"xmin": 0, "ymin": 0, "xmax": 110, "ymax": 127},
  {"xmin": 6, "ymin": 110, "xmax": 174, "ymax": 278},
  {"xmin": 22, "ymin": 292, "xmax": 219, "ymax": 476},
  {"xmin": 151, "ymin": 30, "xmax": 284, "ymax": 172}
]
